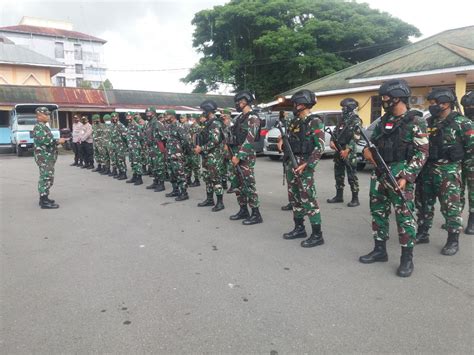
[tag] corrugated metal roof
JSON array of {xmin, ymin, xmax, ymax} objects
[
  {"xmin": 281, "ymin": 26, "xmax": 474, "ymax": 95},
  {"xmin": 0, "ymin": 25, "xmax": 106, "ymax": 43}
]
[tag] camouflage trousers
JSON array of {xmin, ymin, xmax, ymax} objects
[
  {"xmin": 35, "ymin": 152, "xmax": 57, "ymax": 197},
  {"xmin": 142, "ymin": 144, "xmax": 150, "ymax": 169},
  {"xmin": 202, "ymin": 152, "xmax": 224, "ymax": 196},
  {"xmin": 285, "ymin": 158, "xmax": 321, "ymax": 224},
  {"xmin": 129, "ymin": 147, "xmax": 143, "ymax": 175},
  {"xmin": 226, "ymin": 153, "xmax": 239, "ymax": 189},
  {"xmin": 370, "ymin": 171, "xmax": 416, "ymax": 247},
  {"xmin": 235, "ymin": 154, "xmax": 260, "ymax": 208},
  {"xmin": 221, "ymin": 157, "xmax": 229, "ymax": 184},
  {"xmin": 417, "ymin": 163, "xmax": 463, "ymax": 234},
  {"xmin": 149, "ymin": 146, "xmax": 166, "ymax": 180},
  {"xmin": 102, "ymin": 144, "xmax": 111, "ymax": 169},
  {"xmin": 93, "ymin": 142, "xmax": 103, "ymax": 164},
  {"xmin": 169, "ymin": 153, "xmax": 187, "ymax": 191},
  {"xmin": 461, "ymin": 165, "xmax": 474, "ymax": 213},
  {"xmin": 111, "ymin": 144, "xmax": 127, "ymax": 173},
  {"xmin": 333, "ymin": 155, "xmax": 358, "ymax": 192},
  {"xmin": 186, "ymin": 153, "xmax": 201, "ymax": 181}
]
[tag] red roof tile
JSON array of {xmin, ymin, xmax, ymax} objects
[{"xmin": 0, "ymin": 25, "xmax": 106, "ymax": 43}]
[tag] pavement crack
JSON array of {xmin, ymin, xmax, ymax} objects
[{"xmin": 432, "ymin": 273, "xmax": 473, "ymax": 298}]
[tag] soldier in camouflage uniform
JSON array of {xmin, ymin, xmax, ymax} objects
[
  {"xmin": 100, "ymin": 114, "xmax": 114, "ymax": 176},
  {"xmin": 91, "ymin": 114, "xmax": 104, "ymax": 172},
  {"xmin": 278, "ymin": 90, "xmax": 326, "ymax": 248},
  {"xmin": 188, "ymin": 114, "xmax": 202, "ymax": 187},
  {"xmin": 110, "ymin": 112, "xmax": 128, "ymax": 180},
  {"xmin": 144, "ymin": 107, "xmax": 167, "ymax": 192},
  {"xmin": 32, "ymin": 107, "xmax": 65, "ymax": 209},
  {"xmin": 139, "ymin": 113, "xmax": 151, "ymax": 176},
  {"xmin": 178, "ymin": 114, "xmax": 194, "ymax": 186},
  {"xmin": 219, "ymin": 109, "xmax": 232, "ymax": 191},
  {"xmin": 415, "ymin": 88, "xmax": 473, "ymax": 255},
  {"xmin": 460, "ymin": 91, "xmax": 474, "ymax": 234},
  {"xmin": 164, "ymin": 110, "xmax": 190, "ymax": 201},
  {"xmin": 125, "ymin": 112, "xmax": 144, "ymax": 185},
  {"xmin": 327, "ymin": 98, "xmax": 362, "ymax": 207},
  {"xmin": 194, "ymin": 100, "xmax": 226, "ymax": 212},
  {"xmin": 228, "ymin": 91, "xmax": 263, "ymax": 225},
  {"xmin": 359, "ymin": 79, "xmax": 429, "ymax": 278}
]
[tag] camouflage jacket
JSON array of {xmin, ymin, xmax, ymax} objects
[
  {"xmin": 32, "ymin": 122, "xmax": 57, "ymax": 157},
  {"xmin": 332, "ymin": 112, "xmax": 362, "ymax": 153},
  {"xmin": 126, "ymin": 121, "xmax": 143, "ymax": 150},
  {"xmin": 371, "ymin": 110, "xmax": 429, "ymax": 183},
  {"xmin": 110, "ymin": 122, "xmax": 128, "ymax": 147},
  {"xmin": 166, "ymin": 121, "xmax": 191, "ymax": 156},
  {"xmin": 234, "ymin": 111, "xmax": 260, "ymax": 161},
  {"xmin": 200, "ymin": 117, "xmax": 225, "ymax": 155},
  {"xmin": 286, "ymin": 113, "xmax": 325, "ymax": 170}
]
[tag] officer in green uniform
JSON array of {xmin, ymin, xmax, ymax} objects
[
  {"xmin": 359, "ymin": 79, "xmax": 429, "ymax": 277},
  {"xmin": 32, "ymin": 107, "xmax": 65, "ymax": 209},
  {"xmin": 460, "ymin": 91, "xmax": 474, "ymax": 235}
]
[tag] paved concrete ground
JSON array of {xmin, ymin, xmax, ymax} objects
[{"xmin": 0, "ymin": 151, "xmax": 472, "ymax": 353}]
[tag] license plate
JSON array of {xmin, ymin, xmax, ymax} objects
[{"xmin": 21, "ymin": 144, "xmax": 27, "ymax": 147}]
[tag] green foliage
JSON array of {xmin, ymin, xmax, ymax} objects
[
  {"xmin": 102, "ymin": 79, "xmax": 114, "ymax": 89},
  {"xmin": 183, "ymin": 0, "xmax": 420, "ymax": 101}
]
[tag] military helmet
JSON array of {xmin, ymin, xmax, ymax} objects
[
  {"xmin": 111, "ymin": 112, "xmax": 119, "ymax": 117},
  {"xmin": 378, "ymin": 79, "xmax": 411, "ymax": 98},
  {"xmin": 460, "ymin": 91, "xmax": 474, "ymax": 107},
  {"xmin": 103, "ymin": 114, "xmax": 111, "ymax": 121},
  {"xmin": 427, "ymin": 87, "xmax": 456, "ymax": 104},
  {"xmin": 92, "ymin": 113, "xmax": 100, "ymax": 121},
  {"xmin": 291, "ymin": 89, "xmax": 317, "ymax": 106},
  {"xmin": 146, "ymin": 106, "xmax": 156, "ymax": 113},
  {"xmin": 340, "ymin": 98, "xmax": 359, "ymax": 110},
  {"xmin": 200, "ymin": 100, "xmax": 218, "ymax": 113},
  {"xmin": 222, "ymin": 109, "xmax": 231, "ymax": 115},
  {"xmin": 165, "ymin": 109, "xmax": 176, "ymax": 116},
  {"xmin": 234, "ymin": 90, "xmax": 254, "ymax": 104}
]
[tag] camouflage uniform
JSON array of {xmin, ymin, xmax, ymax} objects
[
  {"xmin": 145, "ymin": 112, "xmax": 167, "ymax": 190},
  {"xmin": 110, "ymin": 115, "xmax": 128, "ymax": 178},
  {"xmin": 460, "ymin": 91, "xmax": 474, "ymax": 234},
  {"xmin": 188, "ymin": 118, "xmax": 202, "ymax": 184},
  {"xmin": 126, "ymin": 118, "xmax": 144, "ymax": 176},
  {"xmin": 32, "ymin": 121, "xmax": 58, "ymax": 198},
  {"xmin": 92, "ymin": 115, "xmax": 104, "ymax": 168},
  {"xmin": 165, "ymin": 119, "xmax": 191, "ymax": 198},
  {"xmin": 101, "ymin": 117, "xmax": 112, "ymax": 174}
]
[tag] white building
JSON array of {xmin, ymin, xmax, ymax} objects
[{"xmin": 0, "ymin": 17, "xmax": 107, "ymax": 88}]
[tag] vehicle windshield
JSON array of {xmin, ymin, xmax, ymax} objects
[{"xmin": 17, "ymin": 116, "xmax": 37, "ymax": 125}]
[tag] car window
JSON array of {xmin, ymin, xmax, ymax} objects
[
  {"xmin": 324, "ymin": 114, "xmax": 340, "ymax": 127},
  {"xmin": 17, "ymin": 118, "xmax": 37, "ymax": 125}
]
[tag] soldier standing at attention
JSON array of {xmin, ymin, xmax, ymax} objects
[
  {"xmin": 125, "ymin": 112, "xmax": 144, "ymax": 185},
  {"xmin": 100, "ymin": 114, "xmax": 114, "ymax": 176},
  {"xmin": 359, "ymin": 79, "xmax": 429, "ymax": 278},
  {"xmin": 460, "ymin": 91, "xmax": 474, "ymax": 235},
  {"xmin": 229, "ymin": 91, "xmax": 263, "ymax": 225},
  {"xmin": 164, "ymin": 110, "xmax": 191, "ymax": 201},
  {"xmin": 415, "ymin": 88, "xmax": 473, "ymax": 255},
  {"xmin": 278, "ymin": 90, "xmax": 326, "ymax": 248},
  {"xmin": 91, "ymin": 114, "xmax": 104, "ymax": 173},
  {"xmin": 188, "ymin": 114, "xmax": 202, "ymax": 187},
  {"xmin": 110, "ymin": 112, "xmax": 128, "ymax": 180},
  {"xmin": 32, "ymin": 107, "xmax": 65, "ymax": 209},
  {"xmin": 194, "ymin": 100, "xmax": 226, "ymax": 212},
  {"xmin": 327, "ymin": 98, "xmax": 362, "ymax": 207}
]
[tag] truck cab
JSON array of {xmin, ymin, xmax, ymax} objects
[{"xmin": 10, "ymin": 104, "xmax": 60, "ymax": 156}]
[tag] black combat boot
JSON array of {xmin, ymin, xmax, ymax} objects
[
  {"xmin": 212, "ymin": 195, "xmax": 225, "ymax": 212},
  {"xmin": 359, "ymin": 240, "xmax": 388, "ymax": 263},
  {"xmin": 126, "ymin": 173, "xmax": 137, "ymax": 183},
  {"xmin": 230, "ymin": 205, "xmax": 250, "ymax": 220},
  {"xmin": 301, "ymin": 224, "xmax": 324, "ymax": 247},
  {"xmin": 106, "ymin": 167, "xmax": 115, "ymax": 176},
  {"xmin": 112, "ymin": 168, "xmax": 119, "ymax": 178},
  {"xmin": 39, "ymin": 195, "xmax": 59, "ymax": 209},
  {"xmin": 165, "ymin": 184, "xmax": 179, "ymax": 197},
  {"xmin": 222, "ymin": 179, "xmax": 228, "ymax": 190},
  {"xmin": 86, "ymin": 163, "xmax": 94, "ymax": 169},
  {"xmin": 146, "ymin": 178, "xmax": 158, "ymax": 189},
  {"xmin": 186, "ymin": 176, "xmax": 192, "ymax": 186},
  {"xmin": 117, "ymin": 172, "xmax": 127, "ymax": 180},
  {"xmin": 92, "ymin": 164, "xmax": 102, "ymax": 172},
  {"xmin": 175, "ymin": 187, "xmax": 189, "ymax": 201},
  {"xmin": 198, "ymin": 192, "xmax": 214, "ymax": 207},
  {"xmin": 465, "ymin": 212, "xmax": 474, "ymax": 235},
  {"xmin": 154, "ymin": 180, "xmax": 165, "ymax": 192},
  {"xmin": 189, "ymin": 179, "xmax": 201, "ymax": 187},
  {"xmin": 134, "ymin": 174, "xmax": 143, "ymax": 185},
  {"xmin": 102, "ymin": 167, "xmax": 111, "ymax": 175},
  {"xmin": 347, "ymin": 191, "xmax": 360, "ymax": 207},
  {"xmin": 242, "ymin": 207, "xmax": 263, "ymax": 225},
  {"xmin": 283, "ymin": 218, "xmax": 307, "ymax": 239},
  {"xmin": 281, "ymin": 202, "xmax": 293, "ymax": 211},
  {"xmin": 441, "ymin": 232, "xmax": 459, "ymax": 256},
  {"xmin": 70, "ymin": 161, "xmax": 78, "ymax": 166},
  {"xmin": 81, "ymin": 163, "xmax": 88, "ymax": 169},
  {"xmin": 327, "ymin": 189, "xmax": 343, "ymax": 203},
  {"xmin": 415, "ymin": 225, "xmax": 430, "ymax": 244},
  {"xmin": 396, "ymin": 247, "xmax": 414, "ymax": 277}
]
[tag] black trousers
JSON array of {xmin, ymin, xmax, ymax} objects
[
  {"xmin": 79, "ymin": 142, "xmax": 94, "ymax": 166},
  {"xmin": 72, "ymin": 142, "xmax": 83, "ymax": 163}
]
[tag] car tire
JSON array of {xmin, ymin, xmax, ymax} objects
[
  {"xmin": 11, "ymin": 144, "xmax": 16, "ymax": 154},
  {"xmin": 356, "ymin": 162, "xmax": 366, "ymax": 171},
  {"xmin": 269, "ymin": 155, "xmax": 281, "ymax": 161},
  {"xmin": 16, "ymin": 146, "xmax": 23, "ymax": 157}
]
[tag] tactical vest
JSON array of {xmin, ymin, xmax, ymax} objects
[
  {"xmin": 372, "ymin": 111, "xmax": 420, "ymax": 164},
  {"xmin": 288, "ymin": 114, "xmax": 319, "ymax": 158},
  {"xmin": 231, "ymin": 111, "xmax": 260, "ymax": 145},
  {"xmin": 427, "ymin": 112, "xmax": 464, "ymax": 162}
]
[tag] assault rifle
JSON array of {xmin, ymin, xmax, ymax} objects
[
  {"xmin": 356, "ymin": 124, "xmax": 416, "ymax": 220},
  {"xmin": 275, "ymin": 119, "xmax": 305, "ymax": 192},
  {"xmin": 324, "ymin": 126, "xmax": 355, "ymax": 177},
  {"xmin": 227, "ymin": 144, "xmax": 248, "ymax": 191}
]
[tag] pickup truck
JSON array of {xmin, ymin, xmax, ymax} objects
[{"xmin": 10, "ymin": 104, "xmax": 60, "ymax": 156}]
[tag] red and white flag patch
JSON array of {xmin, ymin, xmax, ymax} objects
[{"xmin": 385, "ymin": 122, "xmax": 394, "ymax": 130}]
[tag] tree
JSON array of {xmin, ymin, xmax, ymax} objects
[
  {"xmin": 102, "ymin": 79, "xmax": 113, "ymax": 90},
  {"xmin": 182, "ymin": 0, "xmax": 420, "ymax": 101},
  {"xmin": 78, "ymin": 80, "xmax": 92, "ymax": 89}
]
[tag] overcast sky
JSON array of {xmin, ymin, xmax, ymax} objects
[{"xmin": 1, "ymin": 0, "xmax": 472, "ymax": 94}]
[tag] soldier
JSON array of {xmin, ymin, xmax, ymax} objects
[
  {"xmin": 91, "ymin": 114, "xmax": 104, "ymax": 173},
  {"xmin": 188, "ymin": 114, "xmax": 202, "ymax": 187},
  {"xmin": 327, "ymin": 98, "xmax": 362, "ymax": 207},
  {"xmin": 278, "ymin": 90, "xmax": 326, "ymax": 248},
  {"xmin": 139, "ymin": 112, "xmax": 151, "ymax": 175},
  {"xmin": 32, "ymin": 107, "xmax": 65, "ymax": 209},
  {"xmin": 228, "ymin": 91, "xmax": 263, "ymax": 225},
  {"xmin": 144, "ymin": 107, "xmax": 167, "ymax": 192},
  {"xmin": 125, "ymin": 112, "xmax": 144, "ymax": 185},
  {"xmin": 194, "ymin": 100, "xmax": 226, "ymax": 212},
  {"xmin": 415, "ymin": 88, "xmax": 473, "ymax": 255},
  {"xmin": 219, "ymin": 109, "xmax": 231, "ymax": 190},
  {"xmin": 164, "ymin": 109, "xmax": 190, "ymax": 201},
  {"xmin": 110, "ymin": 112, "xmax": 128, "ymax": 180},
  {"xmin": 460, "ymin": 91, "xmax": 474, "ymax": 234},
  {"xmin": 100, "ymin": 114, "xmax": 114, "ymax": 176},
  {"xmin": 179, "ymin": 114, "xmax": 194, "ymax": 187},
  {"xmin": 359, "ymin": 79, "xmax": 429, "ymax": 278}
]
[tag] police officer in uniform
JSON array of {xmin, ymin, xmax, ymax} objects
[
  {"xmin": 359, "ymin": 79, "xmax": 429, "ymax": 277},
  {"xmin": 327, "ymin": 98, "xmax": 362, "ymax": 207},
  {"xmin": 228, "ymin": 91, "xmax": 263, "ymax": 225},
  {"xmin": 460, "ymin": 91, "xmax": 474, "ymax": 235},
  {"xmin": 279, "ymin": 90, "xmax": 326, "ymax": 247}
]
